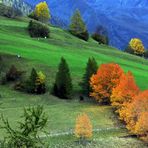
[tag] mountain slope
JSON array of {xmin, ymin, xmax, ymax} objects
[
  {"xmin": 24, "ymin": 0, "xmax": 148, "ymax": 50},
  {"xmin": 0, "ymin": 16, "xmax": 148, "ymax": 90}
]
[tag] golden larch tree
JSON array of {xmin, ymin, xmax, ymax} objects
[
  {"xmin": 135, "ymin": 112, "xmax": 148, "ymax": 142},
  {"xmin": 75, "ymin": 113, "xmax": 92, "ymax": 141},
  {"xmin": 129, "ymin": 38, "xmax": 145, "ymax": 55},
  {"xmin": 111, "ymin": 71, "xmax": 139, "ymax": 110},
  {"xmin": 119, "ymin": 90, "xmax": 148, "ymax": 139},
  {"xmin": 35, "ymin": 1, "xmax": 51, "ymax": 23}
]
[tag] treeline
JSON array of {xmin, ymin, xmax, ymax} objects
[
  {"xmin": 90, "ymin": 63, "xmax": 148, "ymax": 142},
  {"xmin": 0, "ymin": 56, "xmax": 97, "ymax": 99},
  {"xmin": 27, "ymin": 2, "xmax": 109, "ymax": 44}
]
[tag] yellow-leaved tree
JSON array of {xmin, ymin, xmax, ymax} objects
[
  {"xmin": 75, "ymin": 113, "xmax": 92, "ymax": 143},
  {"xmin": 35, "ymin": 71, "xmax": 46, "ymax": 94},
  {"xmin": 35, "ymin": 1, "xmax": 51, "ymax": 23},
  {"xmin": 129, "ymin": 38, "xmax": 145, "ymax": 55}
]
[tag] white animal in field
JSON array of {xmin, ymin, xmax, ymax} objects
[{"xmin": 17, "ymin": 54, "xmax": 21, "ymax": 58}]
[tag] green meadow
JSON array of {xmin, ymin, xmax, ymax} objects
[{"xmin": 0, "ymin": 16, "xmax": 148, "ymax": 147}]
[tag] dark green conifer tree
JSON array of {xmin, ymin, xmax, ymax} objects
[
  {"xmin": 81, "ymin": 57, "xmax": 98, "ymax": 96},
  {"xmin": 53, "ymin": 57, "xmax": 72, "ymax": 99},
  {"xmin": 26, "ymin": 68, "xmax": 38, "ymax": 93}
]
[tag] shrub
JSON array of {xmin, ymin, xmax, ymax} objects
[
  {"xmin": 28, "ymin": 20, "xmax": 50, "ymax": 38},
  {"xmin": 6, "ymin": 65, "xmax": 23, "ymax": 81},
  {"xmin": 76, "ymin": 30, "xmax": 89, "ymax": 41},
  {"xmin": 52, "ymin": 57, "xmax": 72, "ymax": 99},
  {"xmin": 0, "ymin": 72, "xmax": 7, "ymax": 85},
  {"xmin": 92, "ymin": 33, "xmax": 109, "ymax": 45},
  {"xmin": 0, "ymin": 56, "xmax": 3, "ymax": 74},
  {"xmin": 28, "ymin": 11, "xmax": 38, "ymax": 20},
  {"xmin": 124, "ymin": 45, "xmax": 134, "ymax": 54},
  {"xmin": 144, "ymin": 50, "xmax": 148, "ymax": 59},
  {"xmin": 0, "ymin": 106, "xmax": 47, "ymax": 147},
  {"xmin": 14, "ymin": 81, "xmax": 26, "ymax": 91}
]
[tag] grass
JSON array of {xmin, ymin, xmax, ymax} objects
[
  {"xmin": 0, "ymin": 16, "xmax": 148, "ymax": 90},
  {"xmin": 0, "ymin": 16, "xmax": 148, "ymax": 147}
]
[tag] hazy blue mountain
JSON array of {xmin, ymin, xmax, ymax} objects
[{"xmin": 24, "ymin": 0, "xmax": 148, "ymax": 50}]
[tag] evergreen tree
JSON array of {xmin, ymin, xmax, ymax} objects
[
  {"xmin": 81, "ymin": 58, "xmax": 98, "ymax": 96},
  {"xmin": 53, "ymin": 57, "xmax": 72, "ymax": 99},
  {"xmin": 26, "ymin": 68, "xmax": 38, "ymax": 93},
  {"xmin": 69, "ymin": 9, "xmax": 89, "ymax": 41}
]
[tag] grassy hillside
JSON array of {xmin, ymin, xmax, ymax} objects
[
  {"xmin": 0, "ymin": 16, "xmax": 148, "ymax": 147},
  {"xmin": 0, "ymin": 16, "xmax": 148, "ymax": 90}
]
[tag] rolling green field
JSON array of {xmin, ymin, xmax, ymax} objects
[{"xmin": 0, "ymin": 16, "xmax": 148, "ymax": 147}]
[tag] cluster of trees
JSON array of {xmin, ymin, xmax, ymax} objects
[
  {"xmin": 125, "ymin": 38, "xmax": 148, "ymax": 58},
  {"xmin": 28, "ymin": 2, "xmax": 109, "ymax": 44},
  {"xmin": 13, "ymin": 68, "xmax": 46, "ymax": 94},
  {"xmin": 90, "ymin": 63, "xmax": 148, "ymax": 141},
  {"xmin": 28, "ymin": 2, "xmax": 50, "ymax": 38},
  {"xmin": 0, "ymin": 56, "xmax": 98, "ymax": 99},
  {"xmin": 0, "ymin": 65, "xmax": 46, "ymax": 95},
  {"xmin": 52, "ymin": 57, "xmax": 98, "ymax": 100},
  {"xmin": 24, "ymin": 68, "xmax": 46, "ymax": 94}
]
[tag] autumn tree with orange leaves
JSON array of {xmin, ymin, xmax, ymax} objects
[
  {"xmin": 111, "ymin": 71, "xmax": 139, "ymax": 110},
  {"xmin": 90, "ymin": 63, "xmax": 123, "ymax": 104},
  {"xmin": 119, "ymin": 90, "xmax": 148, "ymax": 142},
  {"xmin": 75, "ymin": 113, "xmax": 92, "ymax": 143},
  {"xmin": 135, "ymin": 112, "xmax": 148, "ymax": 142}
]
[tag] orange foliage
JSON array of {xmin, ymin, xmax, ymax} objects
[
  {"xmin": 75, "ymin": 113, "xmax": 92, "ymax": 140},
  {"xmin": 90, "ymin": 63, "xmax": 123, "ymax": 104},
  {"xmin": 111, "ymin": 71, "xmax": 139, "ymax": 109},
  {"xmin": 135, "ymin": 112, "xmax": 148, "ymax": 142},
  {"xmin": 119, "ymin": 90, "xmax": 148, "ymax": 141}
]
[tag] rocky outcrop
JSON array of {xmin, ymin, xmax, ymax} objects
[{"xmin": 1, "ymin": 0, "xmax": 32, "ymax": 15}]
